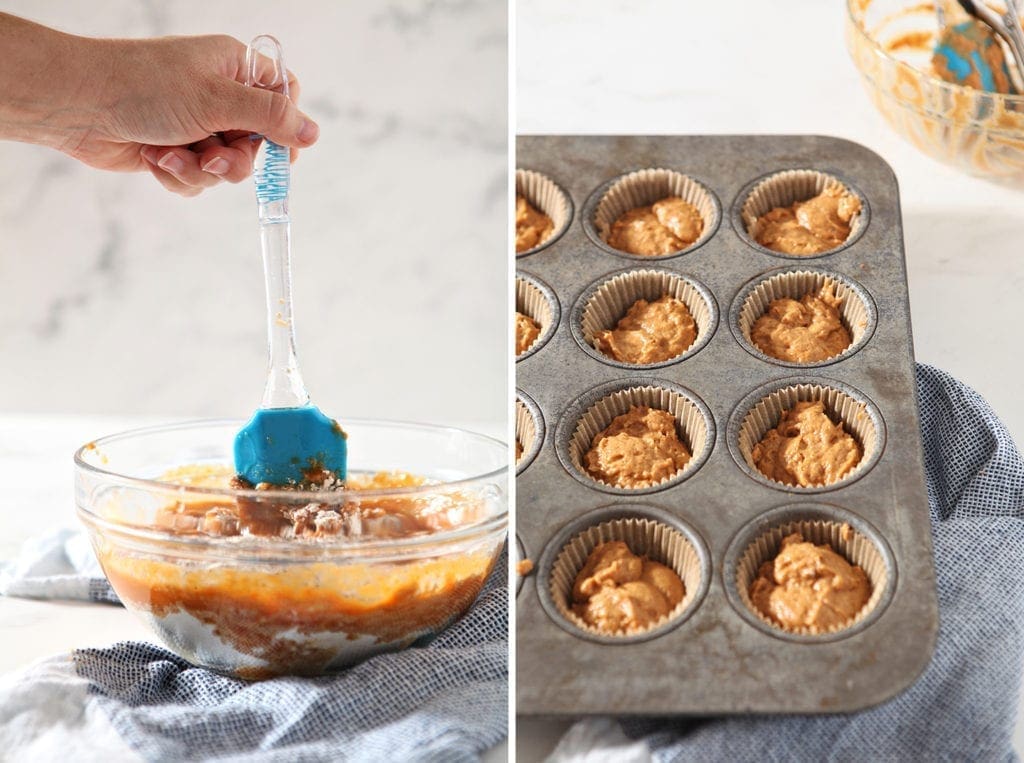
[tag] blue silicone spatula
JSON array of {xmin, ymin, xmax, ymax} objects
[
  {"xmin": 233, "ymin": 35, "xmax": 347, "ymax": 487},
  {"xmin": 933, "ymin": 0, "xmax": 1023, "ymax": 93}
]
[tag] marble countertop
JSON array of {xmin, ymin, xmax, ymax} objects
[
  {"xmin": 516, "ymin": 0, "xmax": 1024, "ymax": 758},
  {"xmin": 0, "ymin": 0, "xmax": 507, "ymax": 429}
]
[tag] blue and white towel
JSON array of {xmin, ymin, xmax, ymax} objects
[
  {"xmin": 4, "ymin": 364, "xmax": 1023, "ymax": 761},
  {"xmin": 0, "ymin": 532, "xmax": 507, "ymax": 762},
  {"xmin": 550, "ymin": 364, "xmax": 1024, "ymax": 761}
]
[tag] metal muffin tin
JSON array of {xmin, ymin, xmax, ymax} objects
[{"xmin": 516, "ymin": 135, "xmax": 938, "ymax": 715}]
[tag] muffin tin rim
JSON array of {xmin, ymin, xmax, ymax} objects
[
  {"xmin": 516, "ymin": 168, "xmax": 575, "ymax": 258},
  {"xmin": 536, "ymin": 503, "xmax": 712, "ymax": 645},
  {"xmin": 726, "ymin": 376, "xmax": 888, "ymax": 494},
  {"xmin": 581, "ymin": 168, "xmax": 723, "ymax": 261},
  {"xmin": 554, "ymin": 378, "xmax": 717, "ymax": 496},
  {"xmin": 721, "ymin": 501, "xmax": 897, "ymax": 644},
  {"xmin": 516, "ymin": 270, "xmax": 561, "ymax": 362},
  {"xmin": 570, "ymin": 266, "xmax": 720, "ymax": 371},
  {"xmin": 729, "ymin": 167, "xmax": 872, "ymax": 260},
  {"xmin": 515, "ymin": 389, "xmax": 545, "ymax": 476},
  {"xmin": 728, "ymin": 265, "xmax": 879, "ymax": 369}
]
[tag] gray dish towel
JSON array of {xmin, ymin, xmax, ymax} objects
[
  {"xmin": 611, "ymin": 364, "xmax": 1024, "ymax": 761},
  {"xmin": 0, "ymin": 529, "xmax": 507, "ymax": 762}
]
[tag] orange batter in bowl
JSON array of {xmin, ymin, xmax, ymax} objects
[{"xmin": 94, "ymin": 465, "xmax": 500, "ymax": 678}]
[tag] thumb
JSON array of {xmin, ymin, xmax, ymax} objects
[{"xmin": 210, "ymin": 80, "xmax": 319, "ymax": 148}]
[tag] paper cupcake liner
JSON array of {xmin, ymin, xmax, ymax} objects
[
  {"xmin": 578, "ymin": 269, "xmax": 715, "ymax": 367},
  {"xmin": 734, "ymin": 269, "xmax": 876, "ymax": 366},
  {"xmin": 593, "ymin": 169, "xmax": 719, "ymax": 257},
  {"xmin": 739, "ymin": 170, "xmax": 867, "ymax": 257},
  {"xmin": 549, "ymin": 516, "xmax": 703, "ymax": 639},
  {"xmin": 734, "ymin": 516, "xmax": 888, "ymax": 637},
  {"xmin": 516, "ymin": 273, "xmax": 558, "ymax": 360},
  {"xmin": 516, "ymin": 392, "xmax": 544, "ymax": 474},
  {"xmin": 735, "ymin": 381, "xmax": 882, "ymax": 491},
  {"xmin": 516, "ymin": 169, "xmax": 572, "ymax": 256},
  {"xmin": 567, "ymin": 384, "xmax": 710, "ymax": 492}
]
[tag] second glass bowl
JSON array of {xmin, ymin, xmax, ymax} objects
[{"xmin": 846, "ymin": 0, "xmax": 1024, "ymax": 187}]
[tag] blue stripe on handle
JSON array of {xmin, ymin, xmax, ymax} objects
[{"xmin": 255, "ymin": 140, "xmax": 290, "ymax": 203}]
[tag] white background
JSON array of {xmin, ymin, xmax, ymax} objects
[
  {"xmin": 0, "ymin": 0, "xmax": 507, "ymax": 430},
  {"xmin": 516, "ymin": 0, "xmax": 1024, "ymax": 758}
]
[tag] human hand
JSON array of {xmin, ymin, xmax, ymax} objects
[{"xmin": 0, "ymin": 15, "xmax": 318, "ymax": 197}]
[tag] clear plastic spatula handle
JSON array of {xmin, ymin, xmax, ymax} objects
[
  {"xmin": 234, "ymin": 36, "xmax": 347, "ymax": 486},
  {"xmin": 245, "ymin": 35, "xmax": 308, "ymax": 410}
]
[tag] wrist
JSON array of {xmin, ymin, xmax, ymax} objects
[{"xmin": 0, "ymin": 14, "xmax": 110, "ymax": 152}]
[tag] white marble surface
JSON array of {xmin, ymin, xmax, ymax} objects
[
  {"xmin": 516, "ymin": 0, "xmax": 1024, "ymax": 759},
  {"xmin": 0, "ymin": 0, "xmax": 507, "ymax": 430}
]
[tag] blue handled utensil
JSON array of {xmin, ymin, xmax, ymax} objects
[
  {"xmin": 933, "ymin": 0, "xmax": 1023, "ymax": 93},
  {"xmin": 233, "ymin": 35, "xmax": 347, "ymax": 487}
]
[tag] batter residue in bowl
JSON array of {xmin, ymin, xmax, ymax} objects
[
  {"xmin": 932, "ymin": 20, "xmax": 1017, "ymax": 94},
  {"xmin": 154, "ymin": 465, "xmax": 478, "ymax": 539},
  {"xmin": 97, "ymin": 465, "xmax": 499, "ymax": 678}
]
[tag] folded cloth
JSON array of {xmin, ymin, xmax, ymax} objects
[
  {"xmin": 0, "ymin": 529, "xmax": 508, "ymax": 762},
  {"xmin": 551, "ymin": 364, "xmax": 1024, "ymax": 761},
  {"xmin": 0, "ymin": 527, "xmax": 118, "ymax": 604}
]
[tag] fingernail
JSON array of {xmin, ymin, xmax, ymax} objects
[
  {"xmin": 157, "ymin": 153, "xmax": 185, "ymax": 175},
  {"xmin": 297, "ymin": 119, "xmax": 319, "ymax": 144},
  {"xmin": 202, "ymin": 157, "xmax": 230, "ymax": 176}
]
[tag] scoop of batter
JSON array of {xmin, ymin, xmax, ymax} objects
[
  {"xmin": 571, "ymin": 540, "xmax": 685, "ymax": 633},
  {"xmin": 751, "ymin": 400, "xmax": 862, "ymax": 487},
  {"xmin": 751, "ymin": 283, "xmax": 851, "ymax": 362},
  {"xmin": 754, "ymin": 186, "xmax": 862, "ymax": 255},
  {"xmin": 516, "ymin": 194, "xmax": 555, "ymax": 253},
  {"xmin": 606, "ymin": 196, "xmax": 703, "ymax": 256},
  {"xmin": 516, "ymin": 311, "xmax": 541, "ymax": 355},
  {"xmin": 749, "ymin": 530, "xmax": 871, "ymax": 631},
  {"xmin": 584, "ymin": 405, "xmax": 691, "ymax": 488},
  {"xmin": 593, "ymin": 294, "xmax": 697, "ymax": 364}
]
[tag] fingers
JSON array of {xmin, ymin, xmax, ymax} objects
[
  {"xmin": 140, "ymin": 132, "xmax": 263, "ymax": 192},
  {"xmin": 218, "ymin": 38, "xmax": 312, "ymax": 159},
  {"xmin": 238, "ymin": 45, "xmax": 301, "ymax": 98},
  {"xmin": 208, "ymin": 80, "xmax": 319, "ymax": 149},
  {"xmin": 140, "ymin": 145, "xmax": 221, "ymax": 191},
  {"xmin": 196, "ymin": 143, "xmax": 257, "ymax": 183},
  {"xmin": 141, "ymin": 158, "xmax": 203, "ymax": 198}
]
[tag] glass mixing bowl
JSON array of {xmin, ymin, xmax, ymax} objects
[
  {"xmin": 75, "ymin": 419, "xmax": 507, "ymax": 679},
  {"xmin": 846, "ymin": 0, "xmax": 1024, "ymax": 187}
]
